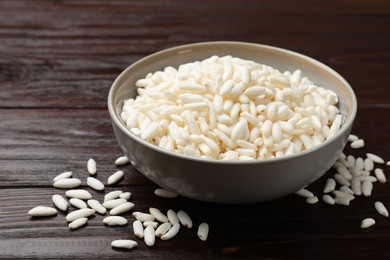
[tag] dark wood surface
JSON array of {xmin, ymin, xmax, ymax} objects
[{"xmin": 1, "ymin": 0, "xmax": 390, "ymax": 259}]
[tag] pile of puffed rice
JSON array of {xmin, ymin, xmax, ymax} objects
[{"xmin": 121, "ymin": 55, "xmax": 342, "ymax": 160}]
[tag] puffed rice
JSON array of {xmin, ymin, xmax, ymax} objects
[
  {"xmin": 28, "ymin": 206, "xmax": 57, "ymax": 217},
  {"xmin": 122, "ymin": 56, "xmax": 342, "ymax": 160},
  {"xmin": 87, "ymin": 158, "xmax": 97, "ymax": 175},
  {"xmin": 111, "ymin": 240, "xmax": 137, "ymax": 250}
]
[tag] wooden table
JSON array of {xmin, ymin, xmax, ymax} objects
[{"xmin": 1, "ymin": 0, "xmax": 390, "ymax": 258}]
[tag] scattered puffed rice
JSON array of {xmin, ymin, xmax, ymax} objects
[
  {"xmin": 53, "ymin": 171, "xmax": 72, "ymax": 182},
  {"xmin": 143, "ymin": 221, "xmax": 158, "ymax": 228},
  {"xmin": 323, "ymin": 178, "xmax": 336, "ymax": 193},
  {"xmin": 132, "ymin": 212, "xmax": 155, "ymax": 222},
  {"xmin": 161, "ymin": 223, "xmax": 180, "ymax": 241},
  {"xmin": 167, "ymin": 209, "xmax": 179, "ymax": 225},
  {"xmin": 154, "ymin": 188, "xmax": 178, "ymax": 198},
  {"xmin": 87, "ymin": 177, "xmax": 105, "ymax": 191},
  {"xmin": 351, "ymin": 177, "xmax": 362, "ymax": 196},
  {"xmin": 362, "ymin": 180, "xmax": 373, "ymax": 197},
  {"xmin": 339, "ymin": 186, "xmax": 354, "ymax": 195},
  {"xmin": 107, "ymin": 170, "xmax": 124, "ymax": 185},
  {"xmin": 306, "ymin": 196, "xmax": 319, "ymax": 204},
  {"xmin": 361, "ymin": 218, "xmax": 375, "ymax": 229},
  {"xmin": 294, "ymin": 188, "xmax": 314, "ymax": 198},
  {"xmin": 66, "ymin": 208, "xmax": 95, "ymax": 222},
  {"xmin": 333, "ymin": 190, "xmax": 355, "ymax": 201},
  {"xmin": 334, "ymin": 197, "xmax": 351, "ymax": 206},
  {"xmin": 348, "ymin": 134, "xmax": 359, "ymax": 142},
  {"xmin": 65, "ymin": 189, "xmax": 92, "ymax": 200},
  {"xmin": 68, "ymin": 217, "xmax": 88, "ymax": 230},
  {"xmin": 87, "ymin": 199, "xmax": 107, "ymax": 214},
  {"xmin": 110, "ymin": 202, "xmax": 135, "ymax": 215},
  {"xmin": 351, "ymin": 139, "xmax": 365, "ymax": 149},
  {"xmin": 102, "ymin": 198, "xmax": 127, "ymax": 209},
  {"xmin": 87, "ymin": 158, "xmax": 97, "ymax": 175},
  {"xmin": 177, "ymin": 210, "xmax": 192, "ymax": 228},
  {"xmin": 133, "ymin": 220, "xmax": 144, "ymax": 238},
  {"xmin": 52, "ymin": 194, "xmax": 68, "ymax": 211},
  {"xmin": 322, "ymin": 195, "xmax": 335, "ymax": 205},
  {"xmin": 155, "ymin": 222, "xmax": 172, "ymax": 237},
  {"xmin": 53, "ymin": 178, "xmax": 81, "ymax": 189},
  {"xmin": 333, "ymin": 174, "xmax": 350, "ymax": 187},
  {"xmin": 115, "ymin": 156, "xmax": 130, "ymax": 166},
  {"xmin": 119, "ymin": 192, "xmax": 131, "ymax": 200},
  {"xmin": 149, "ymin": 207, "xmax": 169, "ymax": 223},
  {"xmin": 69, "ymin": 198, "xmax": 88, "ymax": 209},
  {"xmin": 374, "ymin": 168, "xmax": 386, "ymax": 183},
  {"xmin": 28, "ymin": 206, "xmax": 57, "ymax": 217},
  {"xmin": 144, "ymin": 225, "xmax": 155, "ymax": 247},
  {"xmin": 374, "ymin": 201, "xmax": 389, "ymax": 217},
  {"xmin": 366, "ymin": 153, "xmax": 385, "ymax": 164},
  {"xmin": 103, "ymin": 216, "xmax": 128, "ymax": 226},
  {"xmin": 104, "ymin": 190, "xmax": 123, "ymax": 202},
  {"xmin": 197, "ymin": 223, "xmax": 209, "ymax": 241},
  {"xmin": 111, "ymin": 240, "xmax": 137, "ymax": 250}
]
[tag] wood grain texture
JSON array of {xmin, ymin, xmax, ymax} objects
[{"xmin": 0, "ymin": 0, "xmax": 390, "ymax": 259}]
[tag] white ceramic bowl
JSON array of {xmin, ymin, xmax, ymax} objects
[{"xmin": 108, "ymin": 42, "xmax": 357, "ymax": 204}]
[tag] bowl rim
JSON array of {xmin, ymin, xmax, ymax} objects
[{"xmin": 108, "ymin": 41, "xmax": 357, "ymax": 165}]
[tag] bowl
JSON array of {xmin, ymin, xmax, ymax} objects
[{"xmin": 108, "ymin": 41, "xmax": 357, "ymax": 204}]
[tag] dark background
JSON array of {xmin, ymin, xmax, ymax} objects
[{"xmin": 1, "ymin": 0, "xmax": 389, "ymax": 259}]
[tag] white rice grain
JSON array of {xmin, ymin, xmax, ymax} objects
[
  {"xmin": 149, "ymin": 207, "xmax": 169, "ymax": 223},
  {"xmin": 69, "ymin": 198, "xmax": 88, "ymax": 209},
  {"xmin": 366, "ymin": 152, "xmax": 385, "ymax": 164},
  {"xmin": 65, "ymin": 189, "xmax": 92, "ymax": 200},
  {"xmin": 161, "ymin": 223, "xmax": 180, "ymax": 241},
  {"xmin": 362, "ymin": 180, "xmax": 373, "ymax": 197},
  {"xmin": 103, "ymin": 216, "xmax": 128, "ymax": 226},
  {"xmin": 155, "ymin": 222, "xmax": 172, "ymax": 237},
  {"xmin": 111, "ymin": 240, "xmax": 137, "ymax": 250},
  {"xmin": 322, "ymin": 195, "xmax": 335, "ymax": 205},
  {"xmin": 110, "ymin": 202, "xmax": 135, "ymax": 215},
  {"xmin": 87, "ymin": 158, "xmax": 97, "ymax": 175},
  {"xmin": 119, "ymin": 192, "xmax": 131, "ymax": 200},
  {"xmin": 144, "ymin": 225, "xmax": 156, "ymax": 247},
  {"xmin": 167, "ymin": 209, "xmax": 179, "ymax": 225},
  {"xmin": 374, "ymin": 168, "xmax": 386, "ymax": 183},
  {"xmin": 87, "ymin": 177, "xmax": 105, "ymax": 191},
  {"xmin": 52, "ymin": 194, "xmax": 68, "ymax": 211},
  {"xmin": 53, "ymin": 178, "xmax": 81, "ymax": 189},
  {"xmin": 104, "ymin": 190, "xmax": 123, "ymax": 202},
  {"xmin": 306, "ymin": 196, "xmax": 319, "ymax": 204},
  {"xmin": 53, "ymin": 171, "xmax": 72, "ymax": 182},
  {"xmin": 177, "ymin": 210, "xmax": 192, "ymax": 228},
  {"xmin": 66, "ymin": 208, "xmax": 95, "ymax": 222},
  {"xmin": 197, "ymin": 223, "xmax": 209, "ymax": 241},
  {"xmin": 323, "ymin": 178, "xmax": 336, "ymax": 193},
  {"xmin": 133, "ymin": 220, "xmax": 144, "ymax": 238},
  {"xmin": 28, "ymin": 206, "xmax": 57, "ymax": 217},
  {"xmin": 361, "ymin": 218, "xmax": 375, "ymax": 229},
  {"xmin": 115, "ymin": 156, "xmax": 130, "ymax": 166},
  {"xmin": 107, "ymin": 170, "xmax": 124, "ymax": 185},
  {"xmin": 102, "ymin": 198, "xmax": 127, "ymax": 209},
  {"xmin": 87, "ymin": 199, "xmax": 107, "ymax": 214},
  {"xmin": 132, "ymin": 212, "xmax": 155, "ymax": 222},
  {"xmin": 350, "ymin": 139, "xmax": 364, "ymax": 149},
  {"xmin": 294, "ymin": 188, "xmax": 314, "ymax": 198},
  {"xmin": 68, "ymin": 217, "xmax": 88, "ymax": 230},
  {"xmin": 374, "ymin": 201, "xmax": 389, "ymax": 217}
]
